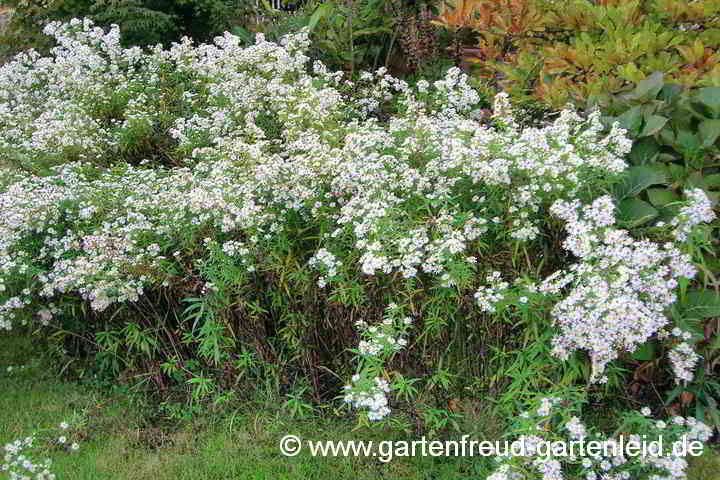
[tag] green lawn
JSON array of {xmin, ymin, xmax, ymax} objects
[{"xmin": 1, "ymin": 333, "xmax": 718, "ymax": 480}]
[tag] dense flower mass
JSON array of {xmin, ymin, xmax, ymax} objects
[
  {"xmin": 0, "ymin": 19, "xmax": 633, "ymax": 332},
  {"xmin": 542, "ymin": 196, "xmax": 698, "ymax": 383},
  {"xmin": 0, "ymin": 19, "xmax": 715, "ymax": 424},
  {"xmin": 671, "ymin": 188, "xmax": 716, "ymax": 242},
  {"xmin": 486, "ymin": 394, "xmax": 713, "ymax": 480}
]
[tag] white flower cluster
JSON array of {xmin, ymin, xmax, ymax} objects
[
  {"xmin": 343, "ymin": 376, "xmax": 392, "ymax": 421},
  {"xmin": 353, "ymin": 67, "xmax": 410, "ymax": 118},
  {"xmin": 219, "ymin": 240, "xmax": 255, "ymax": 272},
  {"xmin": 491, "ymin": 92, "xmax": 519, "ymax": 131},
  {"xmin": 474, "ymin": 271, "xmax": 510, "ymax": 313},
  {"xmin": 566, "ymin": 416, "xmax": 588, "ymax": 440},
  {"xmin": 431, "ymin": 67, "xmax": 481, "ymax": 114},
  {"xmin": 2, "ymin": 419, "xmax": 80, "ymax": 478},
  {"xmin": 680, "ymin": 416, "xmax": 714, "ymax": 442},
  {"xmin": 486, "ymin": 398, "xmax": 714, "ymax": 480},
  {"xmin": 671, "ymin": 188, "xmax": 716, "ymax": 242},
  {"xmin": 308, "ymin": 248, "xmax": 342, "ymax": 288},
  {"xmin": 2, "ymin": 438, "xmax": 54, "ymax": 480},
  {"xmin": 668, "ymin": 342, "xmax": 700, "ymax": 384},
  {"xmin": 536, "ymin": 396, "xmax": 562, "ymax": 417},
  {"xmin": 355, "ymin": 315, "xmax": 411, "ymax": 357},
  {"xmin": 543, "ymin": 195, "xmax": 699, "ymax": 383},
  {"xmin": 0, "ymin": 19, "xmax": 636, "ymax": 333},
  {"xmin": 343, "ymin": 304, "xmax": 412, "ymax": 421},
  {"xmin": 221, "ymin": 241, "xmax": 249, "ymax": 258}
]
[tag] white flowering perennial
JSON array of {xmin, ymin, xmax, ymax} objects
[
  {"xmin": 308, "ymin": 248, "xmax": 342, "ymax": 288},
  {"xmin": 668, "ymin": 342, "xmax": 700, "ymax": 384},
  {"xmin": 486, "ymin": 395, "xmax": 713, "ymax": 480},
  {"xmin": 343, "ymin": 375, "xmax": 393, "ymax": 422},
  {"xmin": 670, "ymin": 188, "xmax": 716, "ymax": 242},
  {"xmin": 542, "ymin": 196, "xmax": 699, "ymax": 383},
  {"xmin": 1, "ymin": 420, "xmax": 79, "ymax": 480},
  {"xmin": 474, "ymin": 271, "xmax": 510, "ymax": 313},
  {"xmin": 2, "ymin": 437, "xmax": 55, "ymax": 480},
  {"xmin": 342, "ymin": 305, "xmax": 413, "ymax": 421},
  {"xmin": 0, "ymin": 18, "xmax": 636, "ymax": 334},
  {"xmin": 0, "ymin": 18, "xmax": 714, "ymax": 424}
]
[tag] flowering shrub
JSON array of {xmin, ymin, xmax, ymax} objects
[
  {"xmin": 541, "ymin": 195, "xmax": 697, "ymax": 384},
  {"xmin": 343, "ymin": 304, "xmax": 413, "ymax": 421},
  {"xmin": 485, "ymin": 391, "xmax": 713, "ymax": 480},
  {"xmin": 0, "ymin": 19, "xmax": 716, "ymax": 433}
]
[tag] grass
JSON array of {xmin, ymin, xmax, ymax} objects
[{"xmin": 1, "ymin": 332, "xmax": 718, "ymax": 480}]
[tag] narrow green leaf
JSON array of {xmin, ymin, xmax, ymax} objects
[{"xmin": 308, "ymin": 3, "xmax": 330, "ymax": 33}]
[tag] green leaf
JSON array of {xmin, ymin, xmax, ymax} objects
[
  {"xmin": 613, "ymin": 164, "xmax": 668, "ymax": 200},
  {"xmin": 701, "ymin": 173, "xmax": 720, "ymax": 189},
  {"xmin": 352, "ymin": 27, "xmax": 391, "ymax": 38},
  {"xmin": 686, "ymin": 170, "xmax": 705, "ymax": 188},
  {"xmin": 617, "ymin": 198, "xmax": 658, "ymax": 227},
  {"xmin": 694, "ymin": 87, "xmax": 720, "ymax": 119},
  {"xmin": 631, "ymin": 341, "xmax": 656, "ymax": 361},
  {"xmin": 699, "ymin": 119, "xmax": 720, "ymax": 148},
  {"xmin": 674, "ymin": 129, "xmax": 702, "ymax": 153},
  {"xmin": 627, "ymin": 72, "xmax": 665, "ymax": 102},
  {"xmin": 658, "ymin": 83, "xmax": 685, "ymax": 103},
  {"xmin": 616, "ymin": 106, "xmax": 644, "ymax": 136},
  {"xmin": 646, "ymin": 187, "xmax": 679, "ymax": 207},
  {"xmin": 640, "ymin": 115, "xmax": 668, "ymax": 137},
  {"xmin": 684, "ymin": 289, "xmax": 720, "ymax": 318},
  {"xmin": 230, "ymin": 27, "xmax": 253, "ymax": 44},
  {"xmin": 628, "ymin": 136, "xmax": 660, "ymax": 165},
  {"xmin": 667, "ymin": 163, "xmax": 685, "ymax": 182},
  {"xmin": 659, "ymin": 127, "xmax": 676, "ymax": 147},
  {"xmin": 308, "ymin": 2, "xmax": 331, "ymax": 33}
]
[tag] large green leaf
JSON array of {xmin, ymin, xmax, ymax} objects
[
  {"xmin": 674, "ymin": 129, "xmax": 703, "ymax": 153},
  {"xmin": 616, "ymin": 106, "xmax": 644, "ymax": 136},
  {"xmin": 613, "ymin": 164, "xmax": 668, "ymax": 200},
  {"xmin": 657, "ymin": 83, "xmax": 685, "ymax": 103},
  {"xmin": 694, "ymin": 87, "xmax": 720, "ymax": 119},
  {"xmin": 628, "ymin": 136, "xmax": 660, "ymax": 165},
  {"xmin": 683, "ymin": 289, "xmax": 720, "ymax": 318},
  {"xmin": 617, "ymin": 198, "xmax": 658, "ymax": 227},
  {"xmin": 701, "ymin": 173, "xmax": 720, "ymax": 189},
  {"xmin": 699, "ymin": 119, "xmax": 720, "ymax": 148},
  {"xmin": 640, "ymin": 114, "xmax": 668, "ymax": 137},
  {"xmin": 646, "ymin": 187, "xmax": 679, "ymax": 207},
  {"xmin": 631, "ymin": 341, "xmax": 656, "ymax": 361},
  {"xmin": 627, "ymin": 72, "xmax": 665, "ymax": 102}
]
